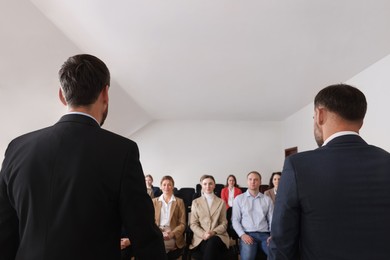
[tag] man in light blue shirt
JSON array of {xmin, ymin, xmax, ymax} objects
[{"xmin": 232, "ymin": 171, "xmax": 273, "ymax": 259}]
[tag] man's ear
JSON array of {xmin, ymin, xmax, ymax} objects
[
  {"xmin": 59, "ymin": 88, "xmax": 67, "ymax": 106},
  {"xmin": 315, "ymin": 107, "xmax": 327, "ymax": 126},
  {"xmin": 101, "ymin": 85, "xmax": 109, "ymax": 104}
]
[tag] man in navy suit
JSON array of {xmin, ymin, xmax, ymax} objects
[
  {"xmin": 269, "ymin": 84, "xmax": 390, "ymax": 260},
  {"xmin": 0, "ymin": 54, "xmax": 166, "ymax": 260}
]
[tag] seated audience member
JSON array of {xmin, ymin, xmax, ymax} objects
[
  {"xmin": 145, "ymin": 174, "xmax": 159, "ymax": 198},
  {"xmin": 264, "ymin": 172, "xmax": 281, "ymax": 203},
  {"xmin": 233, "ymin": 171, "xmax": 273, "ymax": 259},
  {"xmin": 221, "ymin": 174, "xmax": 242, "ymax": 209},
  {"xmin": 190, "ymin": 175, "xmax": 229, "ymax": 260},
  {"xmin": 152, "ymin": 176, "xmax": 186, "ymax": 259}
]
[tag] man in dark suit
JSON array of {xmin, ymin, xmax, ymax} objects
[
  {"xmin": 0, "ymin": 54, "xmax": 166, "ymax": 260},
  {"xmin": 269, "ymin": 84, "xmax": 390, "ymax": 260}
]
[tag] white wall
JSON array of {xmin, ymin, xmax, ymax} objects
[
  {"xmin": 349, "ymin": 54, "xmax": 390, "ymax": 152},
  {"xmin": 132, "ymin": 120, "xmax": 285, "ymax": 189},
  {"xmin": 133, "ymin": 53, "xmax": 390, "ymax": 190},
  {"xmin": 282, "ymin": 105, "xmax": 317, "ymax": 153},
  {"xmin": 0, "ymin": 1, "xmax": 152, "ymax": 159},
  {"xmin": 282, "ymin": 54, "xmax": 390, "ymax": 154}
]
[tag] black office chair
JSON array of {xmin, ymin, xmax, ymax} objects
[
  {"xmin": 176, "ymin": 188, "xmax": 195, "ymax": 209},
  {"xmin": 153, "ymin": 187, "xmax": 162, "ymax": 197},
  {"xmin": 195, "ymin": 184, "xmax": 201, "ymax": 194},
  {"xmin": 214, "ymin": 183, "xmax": 224, "ymax": 197},
  {"xmin": 259, "ymin": 185, "xmax": 269, "ymax": 194}
]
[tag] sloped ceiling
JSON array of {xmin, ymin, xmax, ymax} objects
[{"xmin": 2, "ymin": 0, "xmax": 390, "ymax": 155}]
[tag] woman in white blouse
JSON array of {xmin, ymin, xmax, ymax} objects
[
  {"xmin": 220, "ymin": 174, "xmax": 242, "ymax": 209},
  {"xmin": 152, "ymin": 176, "xmax": 186, "ymax": 259},
  {"xmin": 190, "ymin": 175, "xmax": 229, "ymax": 260}
]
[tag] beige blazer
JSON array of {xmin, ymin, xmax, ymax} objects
[
  {"xmin": 189, "ymin": 196, "xmax": 229, "ymax": 249},
  {"xmin": 264, "ymin": 188, "xmax": 276, "ymax": 203},
  {"xmin": 152, "ymin": 196, "xmax": 186, "ymax": 249}
]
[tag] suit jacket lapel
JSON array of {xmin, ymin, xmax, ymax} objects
[
  {"xmin": 169, "ymin": 200, "xmax": 177, "ymax": 224},
  {"xmin": 199, "ymin": 195, "xmax": 219, "ymax": 218},
  {"xmin": 155, "ymin": 201, "xmax": 162, "ymax": 224},
  {"xmin": 198, "ymin": 197, "xmax": 211, "ymax": 216},
  {"xmin": 209, "ymin": 198, "xmax": 220, "ymax": 218}
]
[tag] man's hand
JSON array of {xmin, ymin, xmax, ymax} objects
[
  {"xmin": 267, "ymin": 236, "xmax": 272, "ymax": 246},
  {"xmin": 241, "ymin": 234, "xmax": 254, "ymax": 244},
  {"xmin": 120, "ymin": 238, "xmax": 131, "ymax": 249}
]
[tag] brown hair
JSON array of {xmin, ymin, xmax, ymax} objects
[
  {"xmin": 145, "ymin": 174, "xmax": 153, "ymax": 182},
  {"xmin": 160, "ymin": 175, "xmax": 175, "ymax": 187},
  {"xmin": 247, "ymin": 171, "xmax": 262, "ymax": 180},
  {"xmin": 225, "ymin": 174, "xmax": 239, "ymax": 188},
  {"xmin": 200, "ymin": 174, "xmax": 215, "ymax": 184}
]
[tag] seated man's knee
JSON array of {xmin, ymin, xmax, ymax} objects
[{"xmin": 240, "ymin": 239, "xmax": 258, "ymax": 260}]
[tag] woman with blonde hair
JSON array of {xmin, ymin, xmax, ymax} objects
[{"xmin": 152, "ymin": 175, "xmax": 186, "ymax": 259}]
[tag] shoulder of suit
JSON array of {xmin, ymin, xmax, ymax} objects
[
  {"xmin": 215, "ymin": 196, "xmax": 224, "ymax": 202},
  {"xmin": 175, "ymin": 197, "xmax": 184, "ymax": 204},
  {"xmin": 100, "ymin": 128, "xmax": 137, "ymax": 145}
]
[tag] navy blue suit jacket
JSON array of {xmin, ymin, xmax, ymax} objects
[
  {"xmin": 0, "ymin": 114, "xmax": 166, "ymax": 260},
  {"xmin": 269, "ymin": 134, "xmax": 390, "ymax": 260}
]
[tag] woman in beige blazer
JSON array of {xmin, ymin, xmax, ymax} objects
[
  {"xmin": 152, "ymin": 176, "xmax": 186, "ymax": 259},
  {"xmin": 190, "ymin": 175, "xmax": 229, "ymax": 260},
  {"xmin": 264, "ymin": 172, "xmax": 281, "ymax": 203}
]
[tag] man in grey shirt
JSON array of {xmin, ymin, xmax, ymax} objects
[{"xmin": 232, "ymin": 171, "xmax": 273, "ymax": 260}]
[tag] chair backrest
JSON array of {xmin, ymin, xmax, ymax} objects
[
  {"xmin": 176, "ymin": 187, "xmax": 196, "ymax": 213},
  {"xmin": 259, "ymin": 185, "xmax": 269, "ymax": 194},
  {"xmin": 195, "ymin": 183, "xmax": 201, "ymax": 194},
  {"xmin": 153, "ymin": 187, "xmax": 162, "ymax": 197},
  {"xmin": 240, "ymin": 187, "xmax": 247, "ymax": 193},
  {"xmin": 214, "ymin": 183, "xmax": 224, "ymax": 197}
]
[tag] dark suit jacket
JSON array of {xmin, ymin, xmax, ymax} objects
[
  {"xmin": 269, "ymin": 134, "xmax": 390, "ymax": 260},
  {"xmin": 0, "ymin": 114, "xmax": 166, "ymax": 260}
]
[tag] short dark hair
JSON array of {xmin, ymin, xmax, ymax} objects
[
  {"xmin": 59, "ymin": 54, "xmax": 110, "ymax": 107},
  {"xmin": 314, "ymin": 84, "xmax": 367, "ymax": 122},
  {"xmin": 247, "ymin": 171, "xmax": 261, "ymax": 180}
]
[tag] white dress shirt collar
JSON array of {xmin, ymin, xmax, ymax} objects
[
  {"xmin": 323, "ymin": 131, "xmax": 359, "ymax": 146},
  {"xmin": 66, "ymin": 111, "xmax": 100, "ymax": 126}
]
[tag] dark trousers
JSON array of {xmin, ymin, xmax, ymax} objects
[
  {"xmin": 198, "ymin": 236, "xmax": 227, "ymax": 260},
  {"xmin": 121, "ymin": 246, "xmax": 134, "ymax": 260}
]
